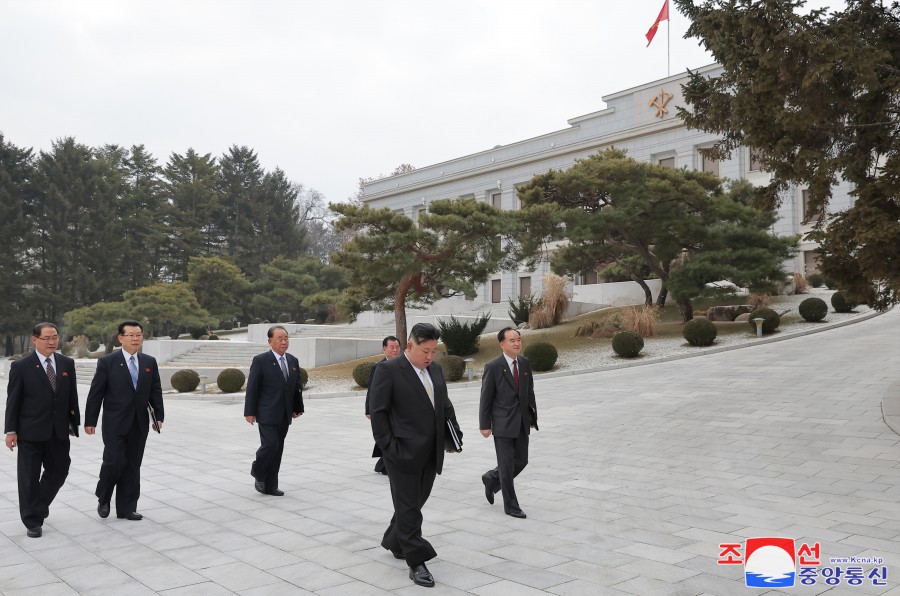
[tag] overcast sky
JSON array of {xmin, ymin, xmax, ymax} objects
[{"xmin": 1, "ymin": 0, "xmax": 840, "ymax": 204}]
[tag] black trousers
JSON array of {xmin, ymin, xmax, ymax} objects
[
  {"xmin": 485, "ymin": 433, "xmax": 529, "ymax": 513},
  {"xmin": 381, "ymin": 457, "xmax": 438, "ymax": 567},
  {"xmin": 96, "ymin": 414, "xmax": 147, "ymax": 515},
  {"xmin": 252, "ymin": 418, "xmax": 290, "ymax": 490},
  {"xmin": 17, "ymin": 434, "xmax": 70, "ymax": 529}
]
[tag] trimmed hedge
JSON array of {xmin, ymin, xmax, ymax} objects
[
  {"xmin": 682, "ymin": 318, "xmax": 717, "ymax": 347},
  {"xmin": 799, "ymin": 297, "xmax": 828, "ymax": 322},
  {"xmin": 806, "ymin": 273, "xmax": 824, "ymax": 288},
  {"xmin": 353, "ymin": 361, "xmax": 376, "ymax": 388},
  {"xmin": 523, "ymin": 341, "xmax": 558, "ymax": 371},
  {"xmin": 217, "ymin": 368, "xmax": 246, "ymax": 393},
  {"xmin": 171, "ymin": 369, "xmax": 200, "ymax": 393},
  {"xmin": 612, "ymin": 331, "xmax": 644, "ymax": 358},
  {"xmin": 438, "ymin": 355, "xmax": 466, "ymax": 382},
  {"xmin": 748, "ymin": 308, "xmax": 781, "ymax": 334},
  {"xmin": 831, "ymin": 291, "xmax": 857, "ymax": 313}
]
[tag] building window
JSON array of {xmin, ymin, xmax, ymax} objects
[
  {"xmin": 519, "ymin": 276, "xmax": 531, "ymax": 297},
  {"xmin": 802, "ymin": 189, "xmax": 823, "ymax": 223},
  {"xmin": 491, "ymin": 192, "xmax": 502, "ymax": 210},
  {"xmin": 581, "ymin": 270, "xmax": 599, "ymax": 285},
  {"xmin": 491, "ymin": 279, "xmax": 501, "ymax": 303},
  {"xmin": 803, "ymin": 251, "xmax": 821, "ymax": 275},
  {"xmin": 414, "ymin": 207, "xmax": 426, "ymax": 227},
  {"xmin": 702, "ymin": 155, "xmax": 719, "ymax": 176},
  {"xmin": 658, "ymin": 156, "xmax": 675, "ymax": 169},
  {"xmin": 749, "ymin": 150, "xmax": 765, "ymax": 172}
]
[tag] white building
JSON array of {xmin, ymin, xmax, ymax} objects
[{"xmin": 361, "ymin": 64, "xmax": 852, "ymax": 305}]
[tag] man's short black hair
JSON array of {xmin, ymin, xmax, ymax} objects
[
  {"xmin": 32, "ymin": 322, "xmax": 59, "ymax": 338},
  {"xmin": 497, "ymin": 327, "xmax": 520, "ymax": 343},
  {"xmin": 268, "ymin": 325, "xmax": 288, "ymax": 338},
  {"xmin": 383, "ymin": 335, "xmax": 400, "ymax": 347},
  {"xmin": 408, "ymin": 323, "xmax": 440, "ymax": 345},
  {"xmin": 118, "ymin": 320, "xmax": 143, "ymax": 335}
]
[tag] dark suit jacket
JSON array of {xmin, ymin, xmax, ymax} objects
[
  {"xmin": 364, "ymin": 358, "xmax": 388, "ymax": 416},
  {"xmin": 479, "ymin": 354, "xmax": 537, "ymax": 439},
  {"xmin": 85, "ymin": 350, "xmax": 164, "ymax": 435},
  {"xmin": 4, "ymin": 352, "xmax": 80, "ymax": 441},
  {"xmin": 369, "ymin": 355, "xmax": 456, "ymax": 475},
  {"xmin": 243, "ymin": 350, "xmax": 304, "ymax": 424}
]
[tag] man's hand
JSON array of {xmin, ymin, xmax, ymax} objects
[
  {"xmin": 366, "ymin": 414, "xmax": 371, "ymax": 420},
  {"xmin": 245, "ymin": 416, "xmax": 255, "ymax": 425},
  {"xmin": 480, "ymin": 429, "xmax": 491, "ymax": 438},
  {"xmin": 5, "ymin": 433, "xmax": 16, "ymax": 451},
  {"xmin": 85, "ymin": 426, "xmax": 96, "ymax": 435},
  {"xmin": 292, "ymin": 412, "xmax": 302, "ymax": 419},
  {"xmin": 155, "ymin": 422, "xmax": 164, "ymax": 431}
]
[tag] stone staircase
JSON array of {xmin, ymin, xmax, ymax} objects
[{"xmin": 165, "ymin": 341, "xmax": 267, "ymax": 368}]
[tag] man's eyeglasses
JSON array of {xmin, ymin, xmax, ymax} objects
[
  {"xmin": 37, "ymin": 336, "xmax": 60, "ymax": 342},
  {"xmin": 121, "ymin": 333, "xmax": 143, "ymax": 339}
]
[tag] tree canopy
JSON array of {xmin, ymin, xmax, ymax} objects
[
  {"xmin": 330, "ymin": 199, "xmax": 516, "ymax": 342},
  {"xmin": 674, "ymin": 0, "xmax": 900, "ymax": 308},
  {"xmin": 518, "ymin": 149, "xmax": 796, "ymax": 321}
]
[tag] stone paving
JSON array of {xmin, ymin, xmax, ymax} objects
[{"xmin": 2, "ymin": 308, "xmax": 899, "ymax": 595}]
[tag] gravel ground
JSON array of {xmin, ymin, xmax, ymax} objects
[{"xmin": 299, "ymin": 288, "xmax": 875, "ymax": 396}]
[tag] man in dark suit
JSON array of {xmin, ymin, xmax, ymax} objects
[
  {"xmin": 369, "ymin": 323, "xmax": 460, "ymax": 588},
  {"xmin": 4, "ymin": 322, "xmax": 80, "ymax": 538},
  {"xmin": 85, "ymin": 320, "xmax": 164, "ymax": 521},
  {"xmin": 479, "ymin": 327, "xmax": 537, "ymax": 519},
  {"xmin": 365, "ymin": 335, "xmax": 401, "ymax": 475},
  {"xmin": 244, "ymin": 325, "xmax": 304, "ymax": 496}
]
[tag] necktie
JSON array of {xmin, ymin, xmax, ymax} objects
[
  {"xmin": 45, "ymin": 357, "xmax": 57, "ymax": 392},
  {"xmin": 280, "ymin": 356, "xmax": 289, "ymax": 381},
  {"xmin": 129, "ymin": 355, "xmax": 138, "ymax": 389},
  {"xmin": 420, "ymin": 369, "xmax": 435, "ymax": 408},
  {"xmin": 513, "ymin": 359, "xmax": 519, "ymax": 388}
]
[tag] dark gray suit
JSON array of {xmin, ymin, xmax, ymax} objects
[
  {"xmin": 244, "ymin": 350, "xmax": 304, "ymax": 491},
  {"xmin": 369, "ymin": 355, "xmax": 457, "ymax": 566},
  {"xmin": 479, "ymin": 354, "xmax": 537, "ymax": 513},
  {"xmin": 4, "ymin": 352, "xmax": 79, "ymax": 529}
]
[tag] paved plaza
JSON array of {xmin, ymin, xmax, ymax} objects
[{"xmin": 2, "ymin": 308, "xmax": 900, "ymax": 595}]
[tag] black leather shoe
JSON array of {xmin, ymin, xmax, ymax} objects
[
  {"xmin": 482, "ymin": 474, "xmax": 494, "ymax": 505},
  {"xmin": 408, "ymin": 563, "xmax": 434, "ymax": 587},
  {"xmin": 254, "ymin": 480, "xmax": 266, "ymax": 494},
  {"xmin": 506, "ymin": 509, "xmax": 527, "ymax": 519},
  {"xmin": 117, "ymin": 512, "xmax": 143, "ymax": 521},
  {"xmin": 391, "ymin": 549, "xmax": 405, "ymax": 560},
  {"xmin": 266, "ymin": 488, "xmax": 284, "ymax": 496},
  {"xmin": 26, "ymin": 526, "xmax": 42, "ymax": 538},
  {"xmin": 98, "ymin": 502, "xmax": 110, "ymax": 518}
]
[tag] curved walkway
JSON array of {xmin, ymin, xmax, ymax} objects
[{"xmin": 1, "ymin": 308, "xmax": 898, "ymax": 595}]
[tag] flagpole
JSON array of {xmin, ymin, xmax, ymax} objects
[{"xmin": 667, "ymin": 3, "xmax": 671, "ymax": 77}]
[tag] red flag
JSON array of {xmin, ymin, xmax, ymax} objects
[{"xmin": 645, "ymin": 0, "xmax": 669, "ymax": 47}]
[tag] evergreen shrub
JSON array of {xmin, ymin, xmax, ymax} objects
[
  {"xmin": 299, "ymin": 367, "xmax": 308, "ymax": 388},
  {"xmin": 189, "ymin": 327, "xmax": 206, "ymax": 339},
  {"xmin": 831, "ymin": 291, "xmax": 857, "ymax": 313},
  {"xmin": 353, "ymin": 361, "xmax": 376, "ymax": 388},
  {"xmin": 438, "ymin": 355, "xmax": 466, "ymax": 382},
  {"xmin": 523, "ymin": 341, "xmax": 558, "ymax": 371},
  {"xmin": 807, "ymin": 273, "xmax": 824, "ymax": 288},
  {"xmin": 683, "ymin": 318, "xmax": 717, "ymax": 346},
  {"xmin": 171, "ymin": 369, "xmax": 200, "ymax": 393},
  {"xmin": 748, "ymin": 307, "xmax": 781, "ymax": 334},
  {"xmin": 217, "ymin": 368, "xmax": 245, "ymax": 393},
  {"xmin": 438, "ymin": 313, "xmax": 490, "ymax": 356},
  {"xmin": 799, "ymin": 297, "xmax": 828, "ymax": 322},
  {"xmin": 612, "ymin": 331, "xmax": 644, "ymax": 357}
]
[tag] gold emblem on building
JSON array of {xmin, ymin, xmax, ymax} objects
[{"xmin": 649, "ymin": 89, "xmax": 673, "ymax": 117}]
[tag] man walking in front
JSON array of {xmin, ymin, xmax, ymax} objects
[
  {"xmin": 244, "ymin": 325, "xmax": 304, "ymax": 496},
  {"xmin": 479, "ymin": 327, "xmax": 537, "ymax": 519},
  {"xmin": 4, "ymin": 322, "xmax": 80, "ymax": 538},
  {"xmin": 365, "ymin": 335, "xmax": 401, "ymax": 475},
  {"xmin": 369, "ymin": 323, "xmax": 460, "ymax": 588},
  {"xmin": 85, "ymin": 320, "xmax": 164, "ymax": 521}
]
